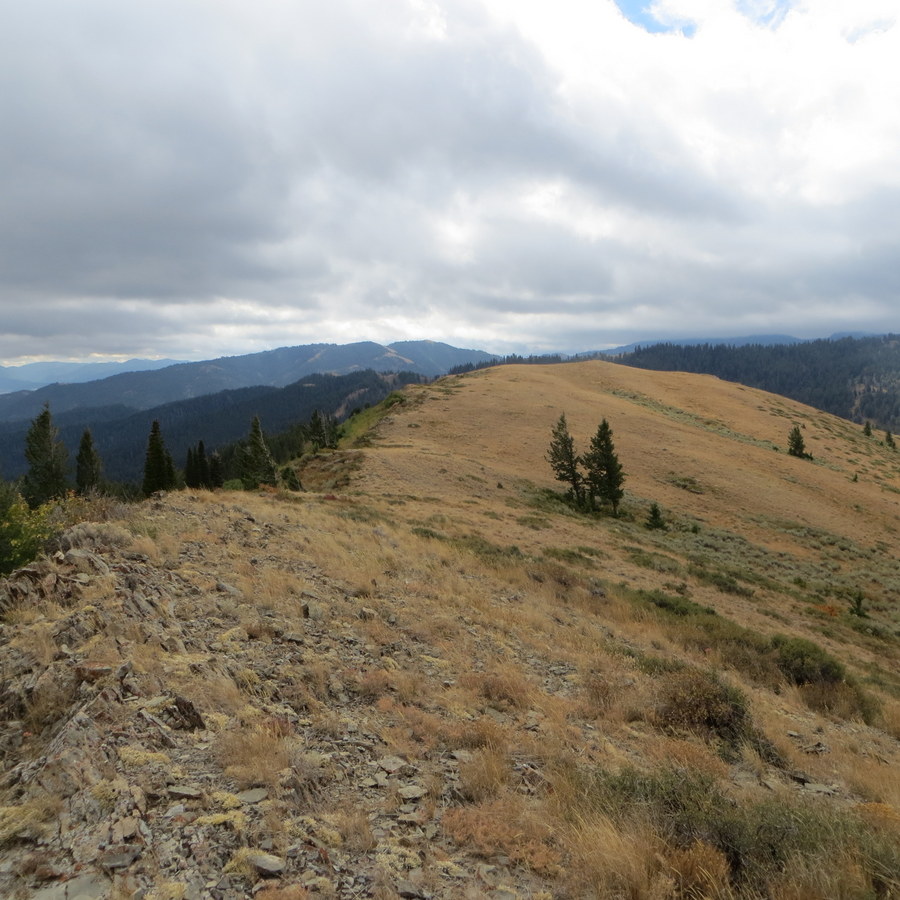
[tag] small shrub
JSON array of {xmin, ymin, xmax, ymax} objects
[
  {"xmin": 655, "ymin": 669, "xmax": 751, "ymax": 753},
  {"xmin": 769, "ymin": 635, "xmax": 844, "ymax": 686}
]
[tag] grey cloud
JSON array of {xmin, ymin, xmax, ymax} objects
[{"xmin": 0, "ymin": 0, "xmax": 897, "ymax": 363}]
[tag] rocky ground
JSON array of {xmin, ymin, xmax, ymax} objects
[
  {"xmin": 2, "ymin": 470, "xmax": 898, "ymax": 899},
  {"xmin": 0, "ymin": 494, "xmax": 580, "ymax": 900}
]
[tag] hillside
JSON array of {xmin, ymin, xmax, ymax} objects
[
  {"xmin": 1, "ymin": 361, "xmax": 899, "ymax": 899},
  {"xmin": 612, "ymin": 334, "xmax": 900, "ymax": 432},
  {"xmin": 0, "ymin": 342, "xmax": 496, "ymax": 424},
  {"xmin": 0, "ymin": 370, "xmax": 419, "ymax": 484}
]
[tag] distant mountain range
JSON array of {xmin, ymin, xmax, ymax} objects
[
  {"xmin": 0, "ymin": 358, "xmax": 183, "ymax": 394},
  {"xmin": 0, "ymin": 341, "xmax": 496, "ymax": 423},
  {"xmin": 0, "ymin": 340, "xmax": 496, "ymax": 483}
]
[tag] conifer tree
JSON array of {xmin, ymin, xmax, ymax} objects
[
  {"xmin": 886, "ymin": 430, "xmax": 895, "ymax": 449},
  {"xmin": 238, "ymin": 416, "xmax": 278, "ymax": 489},
  {"xmin": 142, "ymin": 420, "xmax": 177, "ymax": 495},
  {"xmin": 184, "ymin": 447, "xmax": 198, "ymax": 488},
  {"xmin": 75, "ymin": 428, "xmax": 103, "ymax": 494},
  {"xmin": 22, "ymin": 403, "xmax": 69, "ymax": 508},
  {"xmin": 196, "ymin": 440, "xmax": 210, "ymax": 487},
  {"xmin": 787, "ymin": 425, "xmax": 810, "ymax": 459},
  {"xmin": 208, "ymin": 452, "xmax": 225, "ymax": 489},
  {"xmin": 307, "ymin": 410, "xmax": 327, "ymax": 452},
  {"xmin": 547, "ymin": 413, "xmax": 584, "ymax": 507},
  {"xmin": 584, "ymin": 418, "xmax": 625, "ymax": 516}
]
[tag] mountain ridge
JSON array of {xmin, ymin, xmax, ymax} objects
[{"xmin": 0, "ymin": 341, "xmax": 496, "ymax": 422}]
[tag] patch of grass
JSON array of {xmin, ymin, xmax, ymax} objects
[
  {"xmin": 626, "ymin": 546, "xmax": 683, "ymax": 574},
  {"xmin": 634, "ymin": 588, "xmax": 717, "ymax": 618},
  {"xmin": 687, "ymin": 562, "xmax": 755, "ymax": 597},
  {"xmin": 544, "ymin": 546, "xmax": 596, "ymax": 567},
  {"xmin": 565, "ymin": 766, "xmax": 900, "ymax": 896}
]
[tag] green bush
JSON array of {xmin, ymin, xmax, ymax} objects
[
  {"xmin": 574, "ymin": 766, "xmax": 900, "ymax": 895},
  {"xmin": 769, "ymin": 635, "xmax": 845, "ymax": 685},
  {"xmin": 655, "ymin": 669, "xmax": 751, "ymax": 753},
  {"xmin": 0, "ymin": 483, "xmax": 51, "ymax": 576}
]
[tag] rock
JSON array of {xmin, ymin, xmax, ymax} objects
[
  {"xmin": 74, "ymin": 664, "xmax": 113, "ymax": 684},
  {"xmin": 377, "ymin": 756, "xmax": 408, "ymax": 774},
  {"xmin": 97, "ymin": 844, "xmax": 143, "ymax": 869},
  {"xmin": 168, "ymin": 785, "xmax": 204, "ymax": 800},
  {"xmin": 247, "ymin": 852, "xmax": 286, "ymax": 876},
  {"xmin": 236, "ymin": 788, "xmax": 269, "ymax": 804},
  {"xmin": 30, "ymin": 873, "xmax": 112, "ymax": 899},
  {"xmin": 803, "ymin": 782, "xmax": 837, "ymax": 795},
  {"xmin": 397, "ymin": 784, "xmax": 427, "ymax": 801}
]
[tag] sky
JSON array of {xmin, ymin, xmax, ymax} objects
[{"xmin": 2, "ymin": 0, "xmax": 899, "ymax": 364}]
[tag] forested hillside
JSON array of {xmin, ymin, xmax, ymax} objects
[
  {"xmin": 0, "ymin": 370, "xmax": 417, "ymax": 484},
  {"xmin": 614, "ymin": 334, "xmax": 900, "ymax": 431},
  {"xmin": 0, "ymin": 341, "xmax": 493, "ymax": 422}
]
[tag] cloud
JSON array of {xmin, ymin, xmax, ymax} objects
[{"xmin": 1, "ymin": 0, "xmax": 899, "ymax": 363}]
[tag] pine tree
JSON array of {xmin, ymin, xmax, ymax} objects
[
  {"xmin": 142, "ymin": 420, "xmax": 177, "ymax": 495},
  {"xmin": 238, "ymin": 416, "xmax": 278, "ymax": 489},
  {"xmin": 584, "ymin": 418, "xmax": 625, "ymax": 516},
  {"xmin": 863, "ymin": 420, "xmax": 872, "ymax": 437},
  {"xmin": 546, "ymin": 413, "xmax": 584, "ymax": 506},
  {"xmin": 885, "ymin": 430, "xmax": 895, "ymax": 449},
  {"xmin": 208, "ymin": 452, "xmax": 225, "ymax": 489},
  {"xmin": 75, "ymin": 428, "xmax": 103, "ymax": 494},
  {"xmin": 184, "ymin": 447, "xmax": 198, "ymax": 488},
  {"xmin": 787, "ymin": 425, "xmax": 810, "ymax": 459},
  {"xmin": 21, "ymin": 403, "xmax": 69, "ymax": 508},
  {"xmin": 307, "ymin": 410, "xmax": 327, "ymax": 452},
  {"xmin": 196, "ymin": 440, "xmax": 210, "ymax": 487},
  {"xmin": 645, "ymin": 502, "xmax": 665, "ymax": 530}
]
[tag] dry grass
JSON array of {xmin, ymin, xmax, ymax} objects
[
  {"xmin": 216, "ymin": 718, "xmax": 294, "ymax": 788},
  {"xmin": 457, "ymin": 746, "xmax": 510, "ymax": 801},
  {"xmin": 6, "ymin": 361, "xmax": 894, "ymax": 897},
  {"xmin": 442, "ymin": 795, "xmax": 562, "ymax": 876}
]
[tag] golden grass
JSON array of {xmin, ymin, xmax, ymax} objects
[
  {"xmin": 12, "ymin": 361, "xmax": 894, "ymax": 898},
  {"xmin": 216, "ymin": 719, "xmax": 294, "ymax": 789}
]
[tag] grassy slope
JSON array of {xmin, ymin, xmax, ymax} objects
[{"xmin": 4, "ymin": 360, "xmax": 900, "ymax": 898}]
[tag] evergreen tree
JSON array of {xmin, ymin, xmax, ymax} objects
[
  {"xmin": 307, "ymin": 410, "xmax": 327, "ymax": 452},
  {"xmin": 885, "ymin": 430, "xmax": 895, "ymax": 449},
  {"xmin": 863, "ymin": 420, "xmax": 872, "ymax": 437},
  {"xmin": 281, "ymin": 465, "xmax": 303, "ymax": 491},
  {"xmin": 75, "ymin": 428, "xmax": 103, "ymax": 494},
  {"xmin": 645, "ymin": 502, "xmax": 666, "ymax": 530},
  {"xmin": 787, "ymin": 425, "xmax": 810, "ymax": 459},
  {"xmin": 184, "ymin": 446, "xmax": 198, "ymax": 488},
  {"xmin": 208, "ymin": 452, "xmax": 225, "ymax": 489},
  {"xmin": 584, "ymin": 418, "xmax": 625, "ymax": 516},
  {"xmin": 238, "ymin": 416, "xmax": 278, "ymax": 489},
  {"xmin": 21, "ymin": 403, "xmax": 69, "ymax": 508},
  {"xmin": 546, "ymin": 413, "xmax": 584, "ymax": 506},
  {"xmin": 196, "ymin": 440, "xmax": 210, "ymax": 487},
  {"xmin": 142, "ymin": 420, "xmax": 177, "ymax": 495}
]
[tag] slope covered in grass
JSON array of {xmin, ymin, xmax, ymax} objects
[{"xmin": 1, "ymin": 360, "xmax": 898, "ymax": 899}]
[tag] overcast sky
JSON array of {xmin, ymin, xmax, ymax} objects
[{"xmin": 2, "ymin": 0, "xmax": 898, "ymax": 364}]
